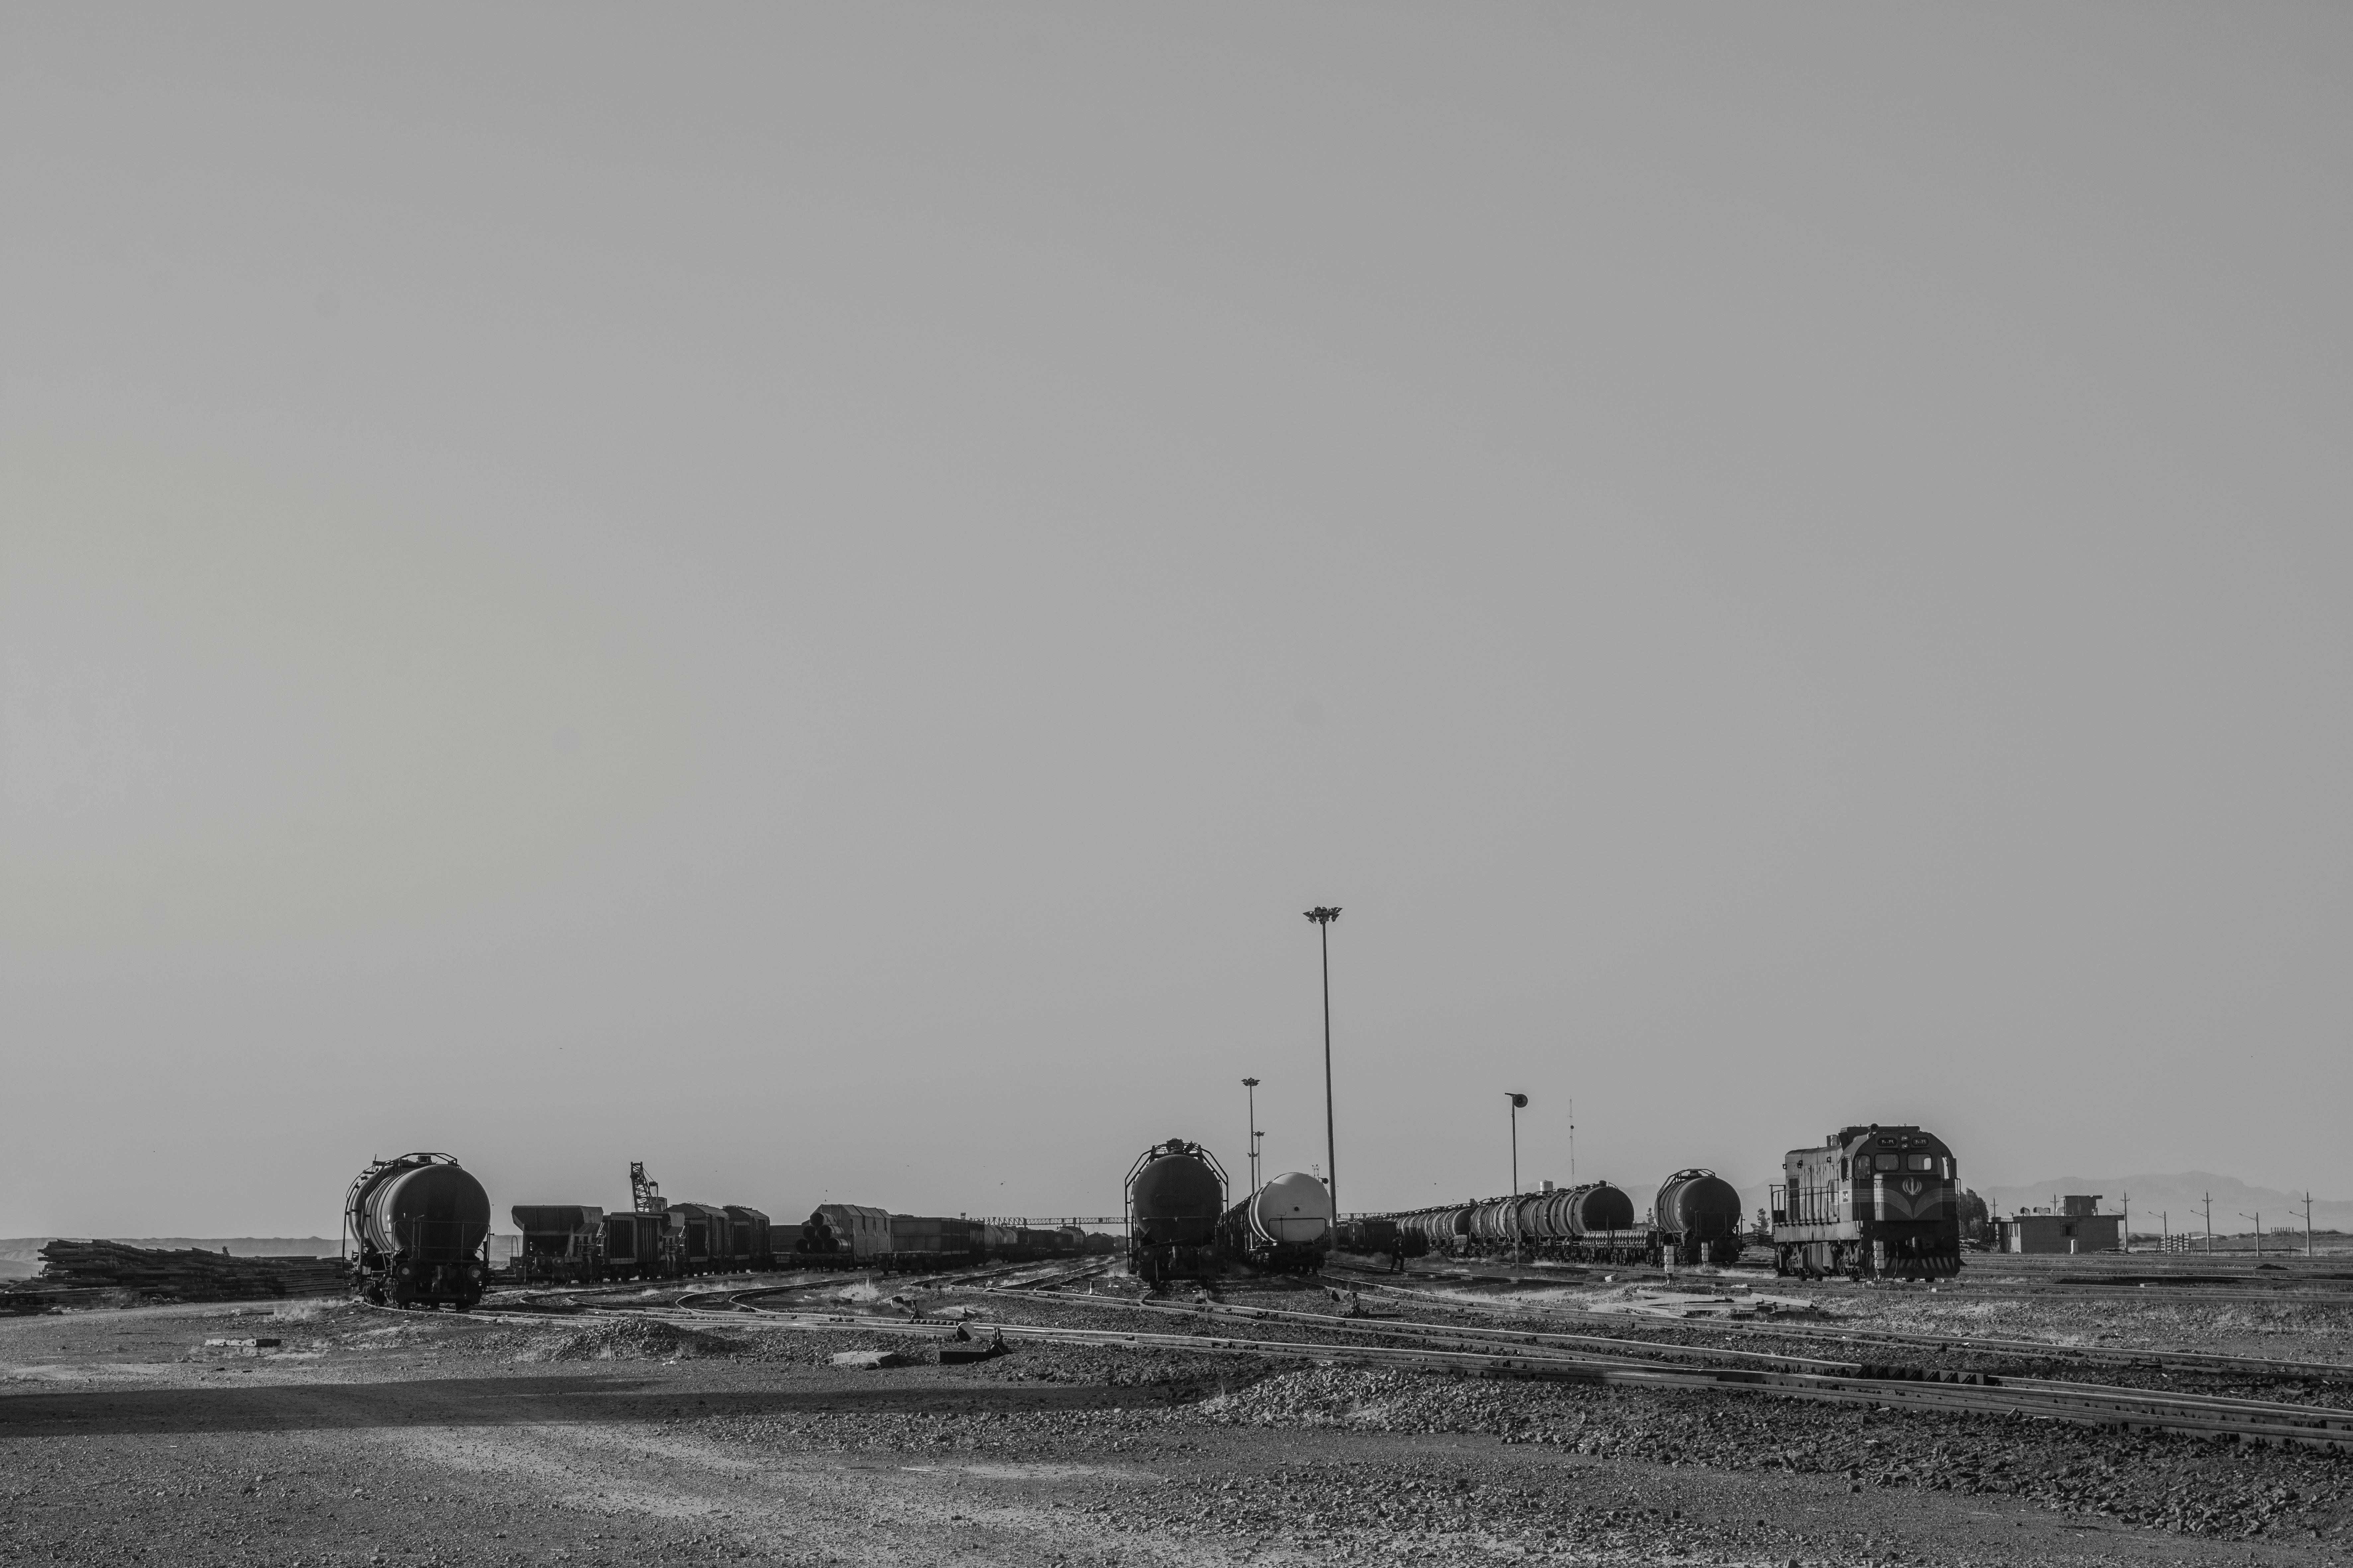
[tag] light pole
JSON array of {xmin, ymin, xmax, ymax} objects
[
  {"xmin": 1507, "ymin": 1093, "xmax": 1528, "ymax": 1260},
  {"xmin": 1241, "ymin": 1078, "xmax": 1262, "ymax": 1193},
  {"xmin": 1304, "ymin": 907, "xmax": 1342, "ymax": 1216}
]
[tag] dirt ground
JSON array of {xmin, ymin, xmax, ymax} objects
[{"xmin": 4, "ymin": 1264, "xmax": 2352, "ymax": 1567}]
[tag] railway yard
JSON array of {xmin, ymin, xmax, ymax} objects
[{"xmin": 5, "ymin": 1248, "xmax": 2352, "ymax": 1566}]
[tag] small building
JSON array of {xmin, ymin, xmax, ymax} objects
[{"xmin": 1995, "ymin": 1195, "xmax": 2123, "ymax": 1254}]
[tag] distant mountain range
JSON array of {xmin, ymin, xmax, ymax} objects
[{"xmin": 1980, "ymin": 1175, "xmax": 2351, "ymax": 1235}]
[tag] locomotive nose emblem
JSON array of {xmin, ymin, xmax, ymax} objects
[{"xmin": 1902, "ymin": 1178, "xmax": 1922, "ymax": 1197}]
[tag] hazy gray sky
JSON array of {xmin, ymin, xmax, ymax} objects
[{"xmin": 5, "ymin": 7, "xmax": 2348, "ymax": 1237}]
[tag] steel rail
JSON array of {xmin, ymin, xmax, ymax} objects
[
  {"xmin": 674, "ymin": 1257, "xmax": 1097, "ymax": 1312},
  {"xmin": 1329, "ymin": 1272, "xmax": 2353, "ymax": 1382},
  {"xmin": 692, "ymin": 1297, "xmax": 2353, "ymax": 1449},
  {"xmin": 1339, "ymin": 1259, "xmax": 2353, "ymax": 1305},
  {"xmin": 996, "ymin": 1287, "xmax": 1876, "ymax": 1378},
  {"xmin": 442, "ymin": 1292, "xmax": 2353, "ymax": 1450},
  {"xmin": 996, "ymin": 1288, "xmax": 2353, "ymax": 1431}
]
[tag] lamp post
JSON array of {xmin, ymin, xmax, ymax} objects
[
  {"xmin": 1506, "ymin": 1092, "xmax": 1529, "ymax": 1260},
  {"xmin": 1241, "ymin": 1078, "xmax": 1262, "ymax": 1194},
  {"xmin": 1304, "ymin": 907, "xmax": 1342, "ymax": 1217}
]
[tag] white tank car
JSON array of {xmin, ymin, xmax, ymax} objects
[
  {"xmin": 1250, "ymin": 1171, "xmax": 1335, "ymax": 1247},
  {"xmin": 1211, "ymin": 1171, "xmax": 1336, "ymax": 1272}
]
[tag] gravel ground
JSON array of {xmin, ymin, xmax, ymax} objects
[{"xmin": 4, "ymin": 1285, "xmax": 2351, "ymax": 1567}]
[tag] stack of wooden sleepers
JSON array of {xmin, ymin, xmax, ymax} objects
[{"xmin": 13, "ymin": 1240, "xmax": 348, "ymax": 1304}]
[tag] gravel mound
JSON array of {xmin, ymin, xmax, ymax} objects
[
  {"xmin": 1175, "ymin": 1364, "xmax": 2351, "ymax": 1541},
  {"xmin": 522, "ymin": 1318, "xmax": 743, "ymax": 1362}
]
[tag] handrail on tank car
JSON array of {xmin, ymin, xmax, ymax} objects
[{"xmin": 1123, "ymin": 1138, "xmax": 1229, "ymax": 1190}]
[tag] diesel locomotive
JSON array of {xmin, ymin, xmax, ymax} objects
[
  {"xmin": 346, "ymin": 1153, "xmax": 493, "ymax": 1309},
  {"xmin": 1770, "ymin": 1124, "xmax": 1962, "ymax": 1280}
]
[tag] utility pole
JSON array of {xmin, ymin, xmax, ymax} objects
[
  {"xmin": 2241, "ymin": 1211, "xmax": 2262, "ymax": 1257},
  {"xmin": 1506, "ymin": 1093, "xmax": 1528, "ymax": 1261},
  {"xmin": 1304, "ymin": 907, "xmax": 1342, "ymax": 1217},
  {"xmin": 2301, "ymin": 1193, "xmax": 2315, "ymax": 1258},
  {"xmin": 2159, "ymin": 1212, "xmax": 2168, "ymax": 1252},
  {"xmin": 2202, "ymin": 1192, "xmax": 2213, "ymax": 1255},
  {"xmin": 2122, "ymin": 1191, "xmax": 2130, "ymax": 1254},
  {"xmin": 1241, "ymin": 1078, "xmax": 1262, "ymax": 1194}
]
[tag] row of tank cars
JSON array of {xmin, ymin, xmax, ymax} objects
[
  {"xmin": 1126, "ymin": 1124, "xmax": 1967, "ymax": 1284},
  {"xmin": 1385, "ymin": 1168, "xmax": 1746, "ymax": 1266},
  {"xmin": 343, "ymin": 1153, "xmax": 1110, "ymax": 1311},
  {"xmin": 346, "ymin": 1122, "xmax": 1965, "ymax": 1310}
]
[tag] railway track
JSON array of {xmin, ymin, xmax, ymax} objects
[
  {"xmin": 1949, "ymin": 1284, "xmax": 2353, "ymax": 1305},
  {"xmin": 1358, "ymin": 1258, "xmax": 2353, "ymax": 1308},
  {"xmin": 478, "ymin": 1256, "xmax": 1102, "ymax": 1317},
  {"xmin": 1327, "ymin": 1269, "xmax": 2353, "ymax": 1383},
  {"xmin": 676, "ymin": 1256, "xmax": 1096, "ymax": 1311},
  {"xmin": 703, "ymin": 1289, "xmax": 2353, "ymax": 1451},
  {"xmin": 435, "ymin": 1266, "xmax": 2353, "ymax": 1452}
]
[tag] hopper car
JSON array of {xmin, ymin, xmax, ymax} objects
[{"xmin": 510, "ymin": 1205, "xmax": 605, "ymax": 1284}]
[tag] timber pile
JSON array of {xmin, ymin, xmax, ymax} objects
[{"xmin": 32, "ymin": 1240, "xmax": 348, "ymax": 1301}]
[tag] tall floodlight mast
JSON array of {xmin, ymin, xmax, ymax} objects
[
  {"xmin": 1506, "ymin": 1092, "xmax": 1529, "ymax": 1260},
  {"xmin": 1241, "ymin": 1078, "xmax": 1262, "ymax": 1192},
  {"xmin": 1304, "ymin": 906, "xmax": 1342, "ymax": 1217}
]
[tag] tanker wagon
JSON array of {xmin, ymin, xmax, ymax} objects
[{"xmin": 345, "ymin": 1153, "xmax": 493, "ymax": 1309}]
